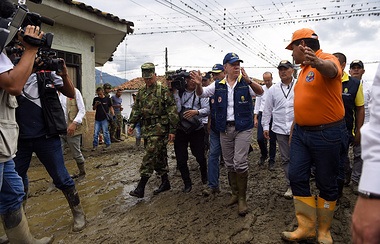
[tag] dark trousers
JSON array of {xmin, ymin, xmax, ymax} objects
[
  {"xmin": 174, "ymin": 127, "xmax": 207, "ymax": 185},
  {"xmin": 257, "ymin": 112, "xmax": 276, "ymax": 161}
]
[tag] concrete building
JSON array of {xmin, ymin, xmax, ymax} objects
[{"xmin": 13, "ymin": 0, "xmax": 134, "ymax": 146}]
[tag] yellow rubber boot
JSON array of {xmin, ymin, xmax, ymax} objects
[
  {"xmin": 317, "ymin": 196, "xmax": 336, "ymax": 244},
  {"xmin": 227, "ymin": 172, "xmax": 238, "ymax": 206},
  {"xmin": 281, "ymin": 196, "xmax": 317, "ymax": 242}
]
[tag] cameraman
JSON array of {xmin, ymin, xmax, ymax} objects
[
  {"xmin": 173, "ymin": 72, "xmax": 210, "ymax": 193},
  {"xmin": 0, "ymin": 0, "xmax": 53, "ymax": 242},
  {"xmin": 8, "ymin": 35, "xmax": 86, "ymax": 233}
]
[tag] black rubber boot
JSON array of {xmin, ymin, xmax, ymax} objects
[
  {"xmin": 62, "ymin": 187, "xmax": 86, "ymax": 232},
  {"xmin": 153, "ymin": 174, "xmax": 171, "ymax": 195},
  {"xmin": 129, "ymin": 176, "xmax": 149, "ymax": 198}
]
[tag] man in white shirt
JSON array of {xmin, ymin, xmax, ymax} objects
[
  {"xmin": 262, "ymin": 60, "xmax": 295, "ymax": 200},
  {"xmin": 254, "ymin": 72, "xmax": 277, "ymax": 169},
  {"xmin": 352, "ymin": 63, "xmax": 380, "ymax": 244},
  {"xmin": 59, "ymin": 88, "xmax": 87, "ymax": 179}
]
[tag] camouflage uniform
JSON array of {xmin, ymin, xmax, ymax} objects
[
  {"xmin": 129, "ymin": 64, "xmax": 179, "ymax": 178},
  {"xmin": 103, "ymin": 83, "xmax": 118, "ymax": 141}
]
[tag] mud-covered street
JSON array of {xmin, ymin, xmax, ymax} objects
[{"xmin": 1, "ymin": 133, "xmax": 357, "ymax": 243}]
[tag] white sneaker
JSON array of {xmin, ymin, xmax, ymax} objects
[{"xmin": 284, "ymin": 188, "xmax": 293, "ymax": 199}]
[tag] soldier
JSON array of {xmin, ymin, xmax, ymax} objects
[{"xmin": 128, "ymin": 62, "xmax": 179, "ymax": 198}]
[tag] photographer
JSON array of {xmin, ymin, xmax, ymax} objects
[
  {"xmin": 0, "ymin": 0, "xmax": 54, "ymax": 242},
  {"xmin": 173, "ymin": 70, "xmax": 210, "ymax": 193},
  {"xmin": 7, "ymin": 33, "xmax": 86, "ymax": 234}
]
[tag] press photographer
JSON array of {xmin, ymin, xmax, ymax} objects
[
  {"xmin": 172, "ymin": 69, "xmax": 210, "ymax": 193},
  {"xmin": 0, "ymin": 0, "xmax": 55, "ymax": 243},
  {"xmin": 3, "ymin": 0, "xmax": 87, "ymax": 237}
]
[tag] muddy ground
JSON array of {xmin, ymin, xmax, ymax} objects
[{"xmin": 1, "ymin": 131, "xmax": 356, "ymax": 243}]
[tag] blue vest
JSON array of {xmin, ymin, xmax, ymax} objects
[
  {"xmin": 214, "ymin": 75, "xmax": 253, "ymax": 132},
  {"xmin": 342, "ymin": 76, "xmax": 360, "ymax": 137}
]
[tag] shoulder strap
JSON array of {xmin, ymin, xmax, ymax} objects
[{"xmin": 157, "ymin": 81, "xmax": 163, "ymax": 115}]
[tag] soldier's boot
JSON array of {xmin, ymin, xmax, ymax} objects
[
  {"xmin": 317, "ymin": 196, "xmax": 336, "ymax": 244},
  {"xmin": 236, "ymin": 171, "xmax": 248, "ymax": 216},
  {"xmin": 129, "ymin": 176, "xmax": 149, "ymax": 198},
  {"xmin": 153, "ymin": 173, "xmax": 171, "ymax": 195},
  {"xmin": 62, "ymin": 187, "xmax": 87, "ymax": 232},
  {"xmin": 1, "ymin": 207, "xmax": 54, "ymax": 244},
  {"xmin": 227, "ymin": 171, "xmax": 238, "ymax": 206},
  {"xmin": 281, "ymin": 196, "xmax": 317, "ymax": 242}
]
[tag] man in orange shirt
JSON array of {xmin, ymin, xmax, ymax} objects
[{"xmin": 281, "ymin": 28, "xmax": 348, "ymax": 244}]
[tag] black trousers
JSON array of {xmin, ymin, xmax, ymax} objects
[{"xmin": 174, "ymin": 127, "xmax": 207, "ymax": 185}]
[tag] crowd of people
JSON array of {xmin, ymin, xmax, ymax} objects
[{"xmin": 1, "ymin": 0, "xmax": 379, "ymax": 241}]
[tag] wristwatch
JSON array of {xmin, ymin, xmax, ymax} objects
[{"xmin": 358, "ymin": 190, "xmax": 380, "ymax": 199}]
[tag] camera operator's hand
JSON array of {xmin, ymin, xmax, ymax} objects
[
  {"xmin": 183, "ymin": 109, "xmax": 199, "ymax": 120},
  {"xmin": 0, "ymin": 25, "xmax": 44, "ymax": 95},
  {"xmin": 19, "ymin": 25, "xmax": 44, "ymax": 52}
]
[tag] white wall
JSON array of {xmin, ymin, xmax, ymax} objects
[
  {"xmin": 43, "ymin": 23, "xmax": 96, "ymax": 111},
  {"xmin": 109, "ymin": 90, "xmax": 138, "ymax": 119}
]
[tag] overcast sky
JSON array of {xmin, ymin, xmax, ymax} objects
[{"xmin": 83, "ymin": 0, "xmax": 380, "ymax": 82}]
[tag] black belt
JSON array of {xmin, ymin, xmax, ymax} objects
[
  {"xmin": 226, "ymin": 121, "xmax": 235, "ymax": 126},
  {"xmin": 299, "ymin": 119, "xmax": 344, "ymax": 131}
]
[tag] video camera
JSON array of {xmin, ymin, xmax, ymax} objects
[
  {"xmin": 0, "ymin": 0, "xmax": 55, "ymax": 52},
  {"xmin": 168, "ymin": 68, "xmax": 190, "ymax": 92}
]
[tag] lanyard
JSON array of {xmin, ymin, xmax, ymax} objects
[{"xmin": 280, "ymin": 81, "xmax": 293, "ymax": 99}]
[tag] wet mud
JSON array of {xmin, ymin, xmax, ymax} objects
[{"xmin": 1, "ymin": 133, "xmax": 356, "ymax": 243}]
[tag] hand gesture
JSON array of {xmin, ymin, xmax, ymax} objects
[
  {"xmin": 190, "ymin": 70, "xmax": 202, "ymax": 86},
  {"xmin": 299, "ymin": 45, "xmax": 322, "ymax": 68},
  {"xmin": 241, "ymin": 67, "xmax": 251, "ymax": 84}
]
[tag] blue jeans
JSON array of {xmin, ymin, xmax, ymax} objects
[
  {"xmin": 208, "ymin": 130, "xmax": 222, "ymax": 189},
  {"xmin": 93, "ymin": 119, "xmax": 111, "ymax": 147},
  {"xmin": 0, "ymin": 160, "xmax": 25, "ymax": 214},
  {"xmin": 14, "ymin": 136, "xmax": 75, "ymax": 191},
  {"xmin": 135, "ymin": 122, "xmax": 141, "ymax": 139},
  {"xmin": 289, "ymin": 123, "xmax": 348, "ymax": 201}
]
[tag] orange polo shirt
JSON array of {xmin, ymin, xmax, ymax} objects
[{"xmin": 294, "ymin": 49, "xmax": 344, "ymax": 126}]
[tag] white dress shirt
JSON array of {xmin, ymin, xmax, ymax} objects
[
  {"xmin": 200, "ymin": 75, "xmax": 258, "ymax": 122},
  {"xmin": 58, "ymin": 88, "xmax": 86, "ymax": 124},
  {"xmin": 261, "ymin": 79, "xmax": 295, "ymax": 135},
  {"xmin": 254, "ymin": 84, "xmax": 270, "ymax": 114},
  {"xmin": 359, "ymin": 64, "xmax": 380, "ymax": 194},
  {"xmin": 362, "ymin": 79, "xmax": 373, "ymax": 124}
]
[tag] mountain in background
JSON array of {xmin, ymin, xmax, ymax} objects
[{"xmin": 95, "ymin": 69, "xmax": 128, "ymax": 88}]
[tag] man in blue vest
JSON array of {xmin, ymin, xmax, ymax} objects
[
  {"xmin": 333, "ymin": 53, "xmax": 364, "ymax": 199},
  {"xmin": 191, "ymin": 53, "xmax": 263, "ymax": 216}
]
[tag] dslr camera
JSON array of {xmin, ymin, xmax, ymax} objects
[{"xmin": 168, "ymin": 68, "xmax": 190, "ymax": 92}]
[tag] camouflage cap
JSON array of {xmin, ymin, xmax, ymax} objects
[
  {"xmin": 141, "ymin": 62, "xmax": 155, "ymax": 78},
  {"xmin": 165, "ymin": 70, "xmax": 176, "ymax": 79}
]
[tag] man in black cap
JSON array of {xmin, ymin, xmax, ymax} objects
[
  {"xmin": 349, "ymin": 59, "xmax": 371, "ymax": 193},
  {"xmin": 333, "ymin": 52, "xmax": 364, "ymax": 198},
  {"xmin": 262, "ymin": 60, "xmax": 295, "ymax": 200}
]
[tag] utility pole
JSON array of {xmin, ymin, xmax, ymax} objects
[{"xmin": 165, "ymin": 47, "xmax": 168, "ymax": 72}]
